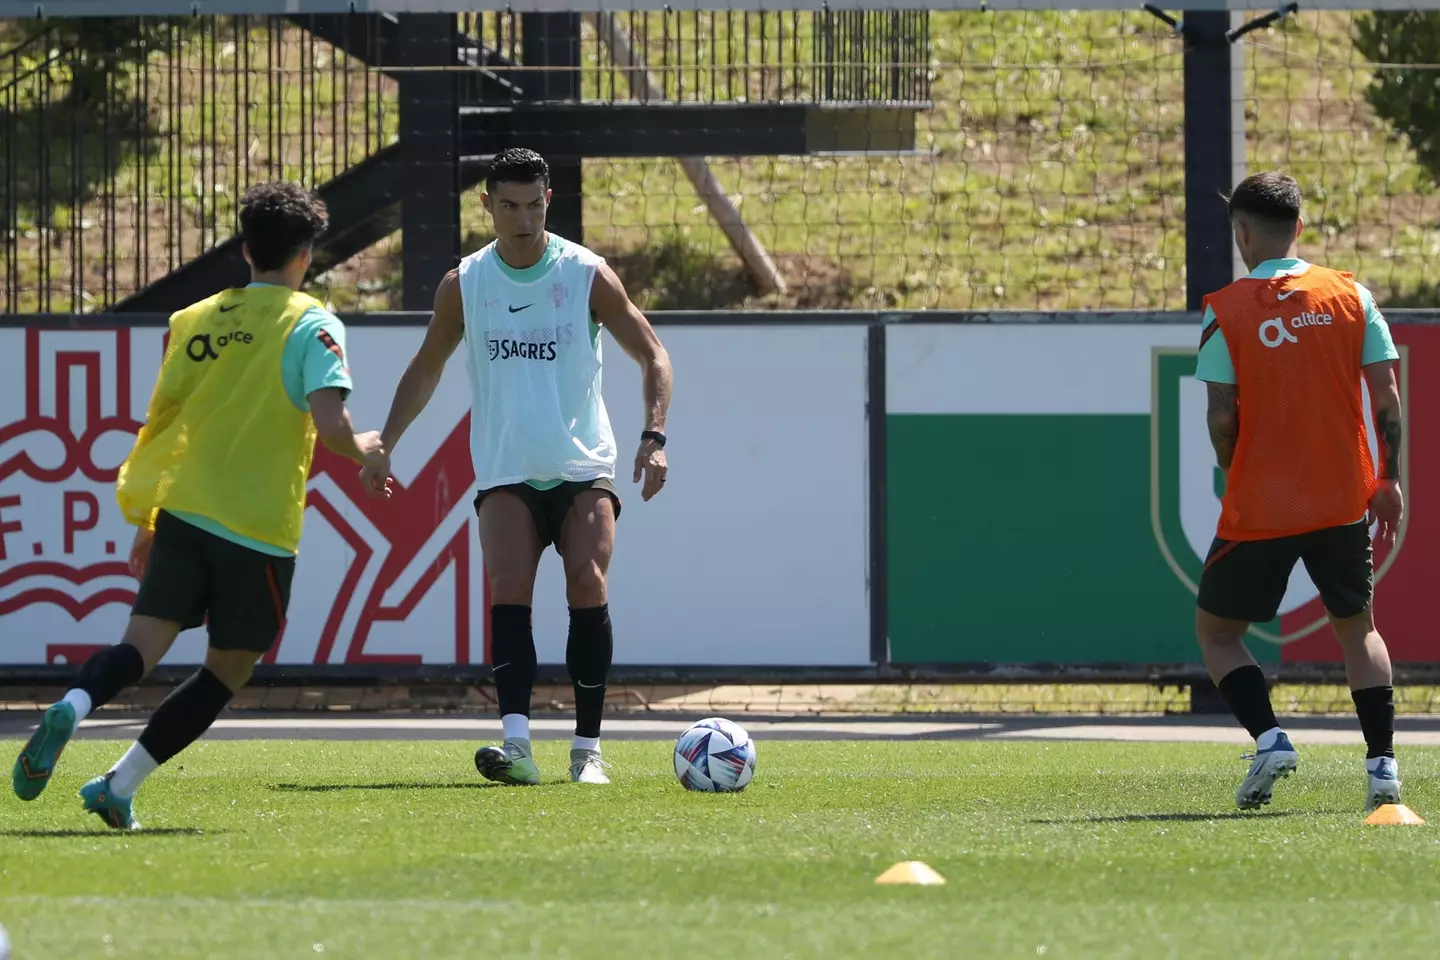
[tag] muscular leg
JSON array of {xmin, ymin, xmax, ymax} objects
[
  {"xmin": 480, "ymin": 491, "xmax": 544, "ymax": 737},
  {"xmin": 1197, "ymin": 609, "xmax": 1281, "ymax": 741},
  {"xmin": 105, "ymin": 647, "xmax": 258, "ymax": 803},
  {"xmin": 1331, "ymin": 605, "xmax": 1395, "ymax": 759},
  {"xmin": 69, "ymin": 615, "xmax": 180, "ymax": 718},
  {"xmin": 474, "ymin": 491, "xmax": 545, "ymax": 785},
  {"xmin": 560, "ymin": 490, "xmax": 616, "ymax": 782}
]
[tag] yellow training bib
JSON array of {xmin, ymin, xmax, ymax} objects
[{"xmin": 116, "ymin": 286, "xmax": 323, "ymax": 553}]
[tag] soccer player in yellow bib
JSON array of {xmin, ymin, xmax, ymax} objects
[{"xmin": 11, "ymin": 182, "xmax": 390, "ymax": 830}]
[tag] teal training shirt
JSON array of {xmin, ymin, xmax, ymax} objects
[
  {"xmin": 1195, "ymin": 259, "xmax": 1398, "ymax": 384},
  {"xmin": 167, "ymin": 283, "xmax": 353, "ymax": 557}
]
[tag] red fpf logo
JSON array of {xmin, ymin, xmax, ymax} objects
[
  {"xmin": 0, "ymin": 328, "xmax": 486, "ymax": 666},
  {"xmin": 0, "ymin": 329, "xmax": 146, "ymax": 664}
]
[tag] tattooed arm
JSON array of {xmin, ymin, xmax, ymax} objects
[
  {"xmin": 1206, "ymin": 382, "xmax": 1239, "ymax": 470},
  {"xmin": 1363, "ymin": 359, "xmax": 1404, "ymax": 544},
  {"xmin": 1364, "ymin": 361, "xmax": 1402, "ymax": 481}
]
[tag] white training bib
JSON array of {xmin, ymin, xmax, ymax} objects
[{"xmin": 457, "ymin": 235, "xmax": 617, "ymax": 489}]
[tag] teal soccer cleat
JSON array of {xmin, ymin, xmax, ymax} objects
[
  {"xmin": 474, "ymin": 738, "xmax": 542, "ymax": 786},
  {"xmin": 80, "ymin": 773, "xmax": 142, "ymax": 831},
  {"xmin": 13, "ymin": 701, "xmax": 77, "ymax": 801}
]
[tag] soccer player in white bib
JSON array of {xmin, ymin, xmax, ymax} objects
[{"xmin": 364, "ymin": 148, "xmax": 673, "ymax": 785}]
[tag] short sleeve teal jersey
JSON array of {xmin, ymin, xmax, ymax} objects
[
  {"xmin": 1194, "ymin": 259, "xmax": 1398, "ymax": 384},
  {"xmin": 168, "ymin": 283, "xmax": 353, "ymax": 556}
]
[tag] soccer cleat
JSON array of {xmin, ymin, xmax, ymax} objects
[
  {"xmin": 474, "ymin": 738, "xmax": 541, "ymax": 786},
  {"xmin": 1235, "ymin": 732, "xmax": 1299, "ymax": 810},
  {"xmin": 1365, "ymin": 757, "xmax": 1403, "ymax": 813},
  {"xmin": 79, "ymin": 773, "xmax": 141, "ymax": 831},
  {"xmin": 12, "ymin": 701, "xmax": 78, "ymax": 801},
  {"xmin": 569, "ymin": 749, "xmax": 611, "ymax": 785}
]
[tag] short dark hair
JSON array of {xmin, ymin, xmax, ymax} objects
[
  {"xmin": 486, "ymin": 148, "xmax": 549, "ymax": 191},
  {"xmin": 239, "ymin": 181, "xmax": 329, "ymax": 272},
  {"xmin": 1224, "ymin": 172, "xmax": 1302, "ymax": 230}
]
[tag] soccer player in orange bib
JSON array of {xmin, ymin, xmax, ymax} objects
[{"xmin": 1194, "ymin": 172, "xmax": 1405, "ymax": 812}]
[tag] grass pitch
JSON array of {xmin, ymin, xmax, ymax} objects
[{"xmin": 1, "ymin": 739, "xmax": 1437, "ymax": 959}]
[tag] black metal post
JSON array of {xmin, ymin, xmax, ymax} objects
[
  {"xmin": 399, "ymin": 14, "xmax": 461, "ymax": 311},
  {"xmin": 867, "ymin": 322, "xmax": 889, "ymax": 665},
  {"xmin": 521, "ymin": 13, "xmax": 584, "ymax": 243},
  {"xmin": 1183, "ymin": 11, "xmax": 1239, "ymax": 309}
]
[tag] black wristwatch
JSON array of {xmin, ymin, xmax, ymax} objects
[{"xmin": 641, "ymin": 430, "xmax": 667, "ymax": 448}]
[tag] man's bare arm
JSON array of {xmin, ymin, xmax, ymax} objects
[
  {"xmin": 1206, "ymin": 382, "xmax": 1239, "ymax": 470},
  {"xmin": 310, "ymin": 388, "xmax": 383, "ymax": 465},
  {"xmin": 1364, "ymin": 360, "xmax": 1403, "ymax": 481},
  {"xmin": 589, "ymin": 262, "xmax": 672, "ymax": 432},
  {"xmin": 381, "ymin": 270, "xmax": 465, "ymax": 452}
]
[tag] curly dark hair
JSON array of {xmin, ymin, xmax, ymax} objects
[
  {"xmin": 486, "ymin": 148, "xmax": 549, "ymax": 191},
  {"xmin": 239, "ymin": 181, "xmax": 329, "ymax": 272},
  {"xmin": 1224, "ymin": 172, "xmax": 1302, "ymax": 232}
]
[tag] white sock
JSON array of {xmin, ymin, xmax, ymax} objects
[
  {"xmin": 573, "ymin": 736, "xmax": 600, "ymax": 753},
  {"xmin": 61, "ymin": 689, "xmax": 92, "ymax": 723},
  {"xmin": 501, "ymin": 713, "xmax": 530, "ymax": 743},
  {"xmin": 1256, "ymin": 727, "xmax": 1284, "ymax": 751},
  {"xmin": 1366, "ymin": 756, "xmax": 1395, "ymax": 773},
  {"xmin": 107, "ymin": 742, "xmax": 158, "ymax": 799}
]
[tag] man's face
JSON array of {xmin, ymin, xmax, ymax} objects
[{"xmin": 484, "ymin": 180, "xmax": 549, "ymax": 245}]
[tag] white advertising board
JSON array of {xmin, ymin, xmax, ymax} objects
[{"xmin": 0, "ymin": 324, "xmax": 871, "ymax": 667}]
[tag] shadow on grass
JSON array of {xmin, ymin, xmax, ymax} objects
[
  {"xmin": 1029, "ymin": 810, "xmax": 1302, "ymax": 825},
  {"xmin": 0, "ymin": 827, "xmax": 214, "ymax": 838},
  {"xmin": 268, "ymin": 780, "xmax": 548, "ymax": 792}
]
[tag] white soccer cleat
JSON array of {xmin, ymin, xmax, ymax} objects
[
  {"xmin": 569, "ymin": 749, "xmax": 611, "ymax": 785},
  {"xmin": 1365, "ymin": 757, "xmax": 1403, "ymax": 813},
  {"xmin": 1236, "ymin": 732, "xmax": 1299, "ymax": 810}
]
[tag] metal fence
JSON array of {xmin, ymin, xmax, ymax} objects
[{"xmin": 5, "ymin": 5, "xmax": 1439, "ymax": 317}]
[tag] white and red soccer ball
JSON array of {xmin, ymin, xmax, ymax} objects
[{"xmin": 673, "ymin": 717, "xmax": 756, "ymax": 793}]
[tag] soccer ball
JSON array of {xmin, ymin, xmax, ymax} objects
[
  {"xmin": 673, "ymin": 717, "xmax": 756, "ymax": 793},
  {"xmin": 0, "ymin": 923, "xmax": 10, "ymax": 959}
]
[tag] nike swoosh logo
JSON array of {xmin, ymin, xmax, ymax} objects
[
  {"xmin": 1276, "ymin": 290, "xmax": 1298, "ymax": 300},
  {"xmin": 218, "ymin": 304, "xmax": 241, "ymax": 312},
  {"xmin": 508, "ymin": 304, "xmax": 533, "ymax": 313}
]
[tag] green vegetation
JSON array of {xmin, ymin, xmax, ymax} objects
[
  {"xmin": 1, "ymin": 739, "xmax": 1437, "ymax": 958},
  {"xmin": 3, "ymin": 11, "xmax": 1439, "ymax": 313}
]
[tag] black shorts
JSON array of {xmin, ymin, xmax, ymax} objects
[
  {"xmin": 132, "ymin": 510, "xmax": 295, "ymax": 653},
  {"xmin": 1196, "ymin": 521, "xmax": 1373, "ymax": 623},
  {"xmin": 473, "ymin": 478, "xmax": 620, "ymax": 554}
]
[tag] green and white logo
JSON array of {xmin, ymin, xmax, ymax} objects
[{"xmin": 1149, "ymin": 347, "xmax": 1404, "ymax": 645}]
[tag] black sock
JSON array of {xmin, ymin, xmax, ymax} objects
[
  {"xmin": 567, "ymin": 605, "xmax": 614, "ymax": 740},
  {"xmin": 69, "ymin": 642, "xmax": 146, "ymax": 710},
  {"xmin": 490, "ymin": 605, "xmax": 537, "ymax": 722},
  {"xmin": 1352, "ymin": 685, "xmax": 1395, "ymax": 760},
  {"xmin": 136, "ymin": 668, "xmax": 234, "ymax": 765},
  {"xmin": 1216, "ymin": 665, "xmax": 1279, "ymax": 740}
]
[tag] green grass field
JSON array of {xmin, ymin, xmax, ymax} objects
[{"xmin": 1, "ymin": 739, "xmax": 1437, "ymax": 958}]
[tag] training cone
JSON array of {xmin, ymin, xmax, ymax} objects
[
  {"xmin": 875, "ymin": 861, "xmax": 946, "ymax": 885},
  {"xmin": 1364, "ymin": 804, "xmax": 1427, "ymax": 826}
]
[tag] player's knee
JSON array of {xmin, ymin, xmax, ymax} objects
[
  {"xmin": 203, "ymin": 649, "xmax": 260, "ymax": 693},
  {"xmin": 121, "ymin": 616, "xmax": 181, "ymax": 674},
  {"xmin": 1195, "ymin": 609, "xmax": 1249, "ymax": 648},
  {"xmin": 488, "ymin": 573, "xmax": 535, "ymax": 606},
  {"xmin": 564, "ymin": 561, "xmax": 607, "ymax": 608}
]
